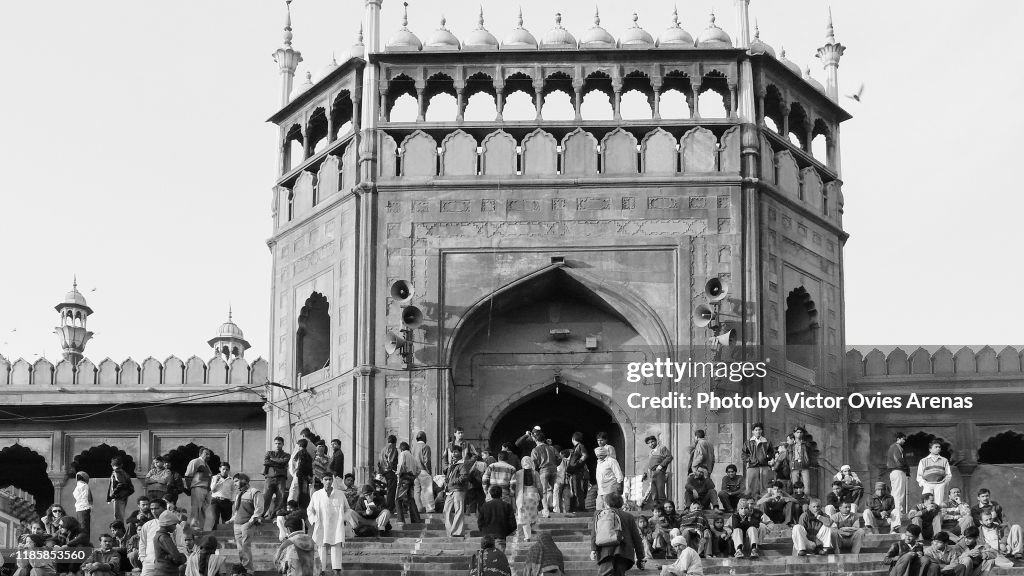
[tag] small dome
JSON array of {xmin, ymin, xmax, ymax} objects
[
  {"xmin": 541, "ymin": 13, "xmax": 576, "ymax": 49},
  {"xmin": 289, "ymin": 71, "xmax": 314, "ymax": 101},
  {"xmin": 64, "ymin": 286, "xmax": 88, "ymax": 307},
  {"xmin": 464, "ymin": 7, "xmax": 498, "ymax": 50},
  {"xmin": 778, "ymin": 46, "xmax": 802, "ymax": 76},
  {"xmin": 425, "ymin": 16, "xmax": 460, "ymax": 50},
  {"xmin": 217, "ymin": 320, "xmax": 245, "ymax": 340},
  {"xmin": 696, "ymin": 12, "xmax": 732, "ymax": 47},
  {"xmin": 386, "ymin": 3, "xmax": 422, "ymax": 52},
  {"xmin": 803, "ymin": 66, "xmax": 825, "ymax": 93},
  {"xmin": 748, "ymin": 22, "xmax": 775, "ymax": 57},
  {"xmin": 657, "ymin": 6, "xmax": 695, "ymax": 47},
  {"xmin": 619, "ymin": 12, "xmax": 654, "ymax": 47},
  {"xmin": 502, "ymin": 8, "xmax": 537, "ymax": 49},
  {"xmin": 580, "ymin": 8, "xmax": 615, "ymax": 48},
  {"xmin": 316, "ymin": 56, "xmax": 339, "ymax": 81}
]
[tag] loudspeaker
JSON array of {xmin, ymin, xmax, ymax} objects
[
  {"xmin": 693, "ymin": 304, "xmax": 716, "ymax": 328},
  {"xmin": 710, "ymin": 330, "xmax": 736, "ymax": 347},
  {"xmin": 705, "ymin": 278, "xmax": 729, "ymax": 302},
  {"xmin": 390, "ymin": 280, "xmax": 415, "ymax": 303},
  {"xmin": 384, "ymin": 331, "xmax": 406, "ymax": 355},
  {"xmin": 401, "ymin": 305, "xmax": 423, "ymax": 328}
]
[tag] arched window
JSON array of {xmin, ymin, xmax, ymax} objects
[
  {"xmin": 904, "ymin": 432, "xmax": 953, "ymax": 464},
  {"xmin": 70, "ymin": 444, "xmax": 137, "ymax": 479},
  {"xmin": 785, "ymin": 287, "xmax": 818, "ymax": 368},
  {"xmin": 296, "ymin": 292, "xmax": 330, "ymax": 378},
  {"xmin": 979, "ymin": 431, "xmax": 1024, "ymax": 464}
]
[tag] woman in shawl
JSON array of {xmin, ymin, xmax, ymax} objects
[
  {"xmin": 522, "ymin": 531, "xmax": 565, "ymax": 576},
  {"xmin": 41, "ymin": 504, "xmax": 66, "ymax": 537},
  {"xmin": 511, "ymin": 456, "xmax": 541, "ymax": 541},
  {"xmin": 469, "ymin": 535, "xmax": 512, "ymax": 576},
  {"xmin": 185, "ymin": 535, "xmax": 227, "ymax": 576}
]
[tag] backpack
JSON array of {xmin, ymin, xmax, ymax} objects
[{"xmin": 594, "ymin": 509, "xmax": 623, "ymax": 547}]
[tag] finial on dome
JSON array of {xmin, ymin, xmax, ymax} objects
[
  {"xmin": 825, "ymin": 6, "xmax": 836, "ymax": 43},
  {"xmin": 73, "ymin": 275, "xmax": 78, "ymax": 290},
  {"xmin": 283, "ymin": 0, "xmax": 294, "ymax": 47},
  {"xmin": 357, "ymin": 23, "xmax": 364, "ymax": 44},
  {"xmin": 780, "ymin": 46, "xmax": 786, "ymax": 57},
  {"xmin": 555, "ymin": 13, "xmax": 562, "ymax": 26},
  {"xmin": 632, "ymin": 12, "xmax": 639, "ymax": 26},
  {"xmin": 672, "ymin": 5, "xmax": 679, "ymax": 26},
  {"xmin": 594, "ymin": 6, "xmax": 601, "ymax": 26},
  {"xmin": 754, "ymin": 19, "xmax": 760, "ymax": 39},
  {"xmin": 709, "ymin": 11, "xmax": 716, "ymax": 26},
  {"xmin": 402, "ymin": 2, "xmax": 409, "ymax": 28},
  {"xmin": 440, "ymin": 15, "xmax": 447, "ymax": 29},
  {"xmin": 305, "ymin": 71, "xmax": 312, "ymax": 82},
  {"xmin": 477, "ymin": 6, "xmax": 485, "ymax": 29},
  {"xmin": 229, "ymin": 305, "xmax": 233, "ymax": 322}
]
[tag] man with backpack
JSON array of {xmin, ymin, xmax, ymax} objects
[{"xmin": 591, "ymin": 493, "xmax": 645, "ymax": 576}]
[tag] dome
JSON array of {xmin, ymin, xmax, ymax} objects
[
  {"xmin": 425, "ymin": 16, "xmax": 460, "ymax": 50},
  {"xmin": 464, "ymin": 7, "xmax": 498, "ymax": 50},
  {"xmin": 619, "ymin": 12, "xmax": 654, "ymax": 48},
  {"xmin": 541, "ymin": 13, "xmax": 576, "ymax": 49},
  {"xmin": 386, "ymin": 4, "xmax": 422, "ymax": 52},
  {"xmin": 748, "ymin": 22, "xmax": 775, "ymax": 57},
  {"xmin": 289, "ymin": 71, "xmax": 314, "ymax": 101},
  {"xmin": 217, "ymin": 320, "xmax": 245, "ymax": 340},
  {"xmin": 64, "ymin": 286, "xmax": 87, "ymax": 307},
  {"xmin": 778, "ymin": 47, "xmax": 802, "ymax": 76},
  {"xmin": 657, "ymin": 7, "xmax": 695, "ymax": 47},
  {"xmin": 580, "ymin": 8, "xmax": 615, "ymax": 48},
  {"xmin": 502, "ymin": 8, "xmax": 538, "ymax": 50},
  {"xmin": 803, "ymin": 66, "xmax": 825, "ymax": 93},
  {"xmin": 316, "ymin": 56, "xmax": 339, "ymax": 81},
  {"xmin": 696, "ymin": 12, "xmax": 732, "ymax": 47}
]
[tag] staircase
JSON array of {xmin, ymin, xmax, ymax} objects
[{"xmin": 205, "ymin": 512, "xmax": 1024, "ymax": 576}]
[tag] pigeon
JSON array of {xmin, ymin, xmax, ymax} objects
[{"xmin": 845, "ymin": 83, "xmax": 865, "ymax": 102}]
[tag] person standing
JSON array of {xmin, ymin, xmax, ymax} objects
[
  {"xmin": 917, "ymin": 440, "xmax": 952, "ymax": 506},
  {"xmin": 443, "ymin": 445, "xmax": 470, "ymax": 537},
  {"xmin": 477, "ymin": 485, "xmax": 517, "ymax": 552},
  {"xmin": 288, "ymin": 439, "xmax": 314, "ymax": 510},
  {"xmin": 511, "ymin": 457, "xmax": 541, "ymax": 542},
  {"xmin": 137, "ymin": 498, "xmax": 169, "ymax": 576},
  {"xmin": 645, "ymin": 435, "xmax": 674, "ymax": 507},
  {"xmin": 108, "ymin": 458, "xmax": 134, "ymax": 523},
  {"xmin": 516, "ymin": 427, "xmax": 540, "ymax": 461},
  {"xmin": 742, "ymin": 423, "xmax": 773, "ymax": 499},
  {"xmin": 274, "ymin": 516, "xmax": 316, "ymax": 576},
  {"xmin": 73, "ymin": 472, "xmax": 94, "ymax": 542},
  {"xmin": 146, "ymin": 458, "xmax": 172, "ymax": 503},
  {"xmin": 410, "ymin": 431, "xmax": 434, "ymax": 513},
  {"xmin": 209, "ymin": 463, "xmax": 235, "ymax": 531},
  {"xmin": 377, "ymin": 435, "xmax": 399, "ymax": 512},
  {"xmin": 151, "ymin": 511, "xmax": 187, "ymax": 576},
  {"xmin": 263, "ymin": 437, "xmax": 290, "ymax": 519},
  {"xmin": 306, "ymin": 472, "xmax": 349, "ymax": 575},
  {"xmin": 790, "ymin": 427, "xmax": 812, "ymax": 494},
  {"xmin": 886, "ymin": 433, "xmax": 909, "ymax": 524},
  {"xmin": 228, "ymin": 474, "xmax": 264, "ymax": 575},
  {"xmin": 567, "ymin": 432, "xmax": 589, "ymax": 512},
  {"xmin": 687, "ymin": 429, "xmax": 714, "ymax": 474},
  {"xmin": 530, "ymin": 432, "xmax": 560, "ymax": 518},
  {"xmin": 328, "ymin": 439, "xmax": 345, "ymax": 482},
  {"xmin": 443, "ymin": 427, "xmax": 477, "ymax": 469},
  {"xmin": 594, "ymin": 446, "xmax": 623, "ymax": 511},
  {"xmin": 590, "ymin": 493, "xmax": 645, "ymax": 576},
  {"xmin": 184, "ymin": 448, "xmax": 213, "ymax": 532},
  {"xmin": 311, "ymin": 444, "xmax": 330, "ymax": 491}
]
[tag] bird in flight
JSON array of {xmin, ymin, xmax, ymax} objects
[{"xmin": 845, "ymin": 83, "xmax": 865, "ymax": 102}]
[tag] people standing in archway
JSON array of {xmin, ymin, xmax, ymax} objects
[
  {"xmin": 742, "ymin": 423, "xmax": 773, "ymax": 499},
  {"xmin": 516, "ymin": 427, "xmax": 541, "ymax": 460},
  {"xmin": 595, "ymin": 443, "xmax": 623, "ymax": 512},
  {"xmin": 108, "ymin": 458, "xmax": 134, "ymax": 523},
  {"xmin": 512, "ymin": 456, "xmax": 540, "ymax": 541},
  {"xmin": 567, "ymin": 432, "xmax": 589, "ymax": 513},
  {"xmin": 645, "ymin": 436, "xmax": 673, "ymax": 508},
  {"xmin": 687, "ymin": 430, "xmax": 714, "ymax": 475},
  {"xmin": 410, "ymin": 432, "xmax": 434, "ymax": 513},
  {"xmin": 917, "ymin": 440, "xmax": 952, "ymax": 506},
  {"xmin": 596, "ymin": 432, "xmax": 617, "ymax": 461},
  {"xmin": 886, "ymin": 433, "xmax": 908, "ymax": 525},
  {"xmin": 530, "ymin": 432, "xmax": 560, "ymax": 518},
  {"xmin": 184, "ymin": 448, "xmax": 213, "ymax": 533}
]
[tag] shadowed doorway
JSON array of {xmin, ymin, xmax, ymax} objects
[{"xmin": 488, "ymin": 383, "xmax": 624, "ymax": 481}]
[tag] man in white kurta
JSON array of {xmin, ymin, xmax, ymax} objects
[{"xmin": 306, "ymin": 472, "xmax": 352, "ymax": 575}]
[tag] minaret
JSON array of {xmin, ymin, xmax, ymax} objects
[
  {"xmin": 273, "ymin": 0, "xmax": 303, "ymax": 107},
  {"xmin": 54, "ymin": 277, "xmax": 94, "ymax": 364},
  {"xmin": 816, "ymin": 7, "xmax": 846, "ymax": 102},
  {"xmin": 207, "ymin": 307, "xmax": 251, "ymax": 361},
  {"xmin": 360, "ymin": 0, "xmax": 383, "ymax": 131},
  {"xmin": 734, "ymin": 0, "xmax": 756, "ymax": 122}
]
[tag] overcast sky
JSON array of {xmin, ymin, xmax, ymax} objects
[{"xmin": 1, "ymin": 0, "xmax": 1022, "ymax": 363}]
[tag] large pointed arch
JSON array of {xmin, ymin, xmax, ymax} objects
[{"xmin": 0, "ymin": 443, "xmax": 52, "ymax": 515}]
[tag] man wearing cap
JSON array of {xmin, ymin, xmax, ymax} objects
[
  {"xmin": 921, "ymin": 531, "xmax": 967, "ymax": 576},
  {"xmin": 228, "ymin": 473, "xmax": 264, "ymax": 575},
  {"xmin": 863, "ymin": 482, "xmax": 898, "ymax": 534}
]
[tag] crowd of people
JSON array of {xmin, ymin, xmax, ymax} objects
[{"xmin": 13, "ymin": 427, "xmax": 1023, "ymax": 576}]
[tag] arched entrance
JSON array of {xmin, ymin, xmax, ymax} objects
[
  {"xmin": 488, "ymin": 382, "xmax": 624, "ymax": 481},
  {"xmin": 70, "ymin": 444, "xmax": 137, "ymax": 480},
  {"xmin": 163, "ymin": 443, "xmax": 222, "ymax": 476},
  {"xmin": 0, "ymin": 444, "xmax": 53, "ymax": 515}
]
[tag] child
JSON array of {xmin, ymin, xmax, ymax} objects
[
  {"xmin": 708, "ymin": 517, "xmax": 732, "ymax": 558},
  {"xmin": 648, "ymin": 508, "xmax": 670, "ymax": 558},
  {"xmin": 637, "ymin": 516, "xmax": 656, "ymax": 561},
  {"xmin": 82, "ymin": 533, "xmax": 122, "ymax": 576},
  {"xmin": 73, "ymin": 472, "xmax": 94, "ymax": 542}
]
